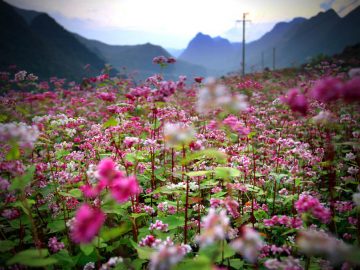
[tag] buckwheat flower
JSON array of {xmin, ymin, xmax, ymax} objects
[
  {"xmin": 347, "ymin": 166, "xmax": 359, "ymax": 175},
  {"xmin": 345, "ymin": 152, "xmax": 356, "ymax": 160},
  {"xmin": 224, "ymin": 197, "xmax": 240, "ymax": 218},
  {"xmin": 312, "ymin": 111, "xmax": 333, "ymax": 124},
  {"xmin": 348, "ymin": 68, "xmax": 360, "ymax": 78},
  {"xmin": 97, "ymin": 158, "xmax": 124, "ymax": 185},
  {"xmin": 281, "ymin": 88, "xmax": 308, "ymax": 116},
  {"xmin": 150, "ymin": 220, "xmax": 169, "ymax": 232},
  {"xmin": 48, "ymin": 237, "xmax": 65, "ymax": 253},
  {"xmin": 14, "ymin": 70, "xmax": 27, "ymax": 81},
  {"xmin": 311, "ymin": 77, "xmax": 343, "ymax": 103},
  {"xmin": 0, "ymin": 177, "xmax": 10, "ymax": 191},
  {"xmin": 70, "ymin": 204, "xmax": 105, "ymax": 243},
  {"xmin": 196, "ymin": 208, "xmax": 230, "ymax": 247},
  {"xmin": 99, "ymin": 257, "xmax": 123, "ymax": 270},
  {"xmin": 164, "ymin": 122, "xmax": 195, "ymax": 147},
  {"xmin": 297, "ymin": 229, "xmax": 352, "ymax": 264},
  {"xmin": 149, "ymin": 244, "xmax": 191, "ymax": 270},
  {"xmin": 295, "ymin": 194, "xmax": 331, "ymax": 223},
  {"xmin": 0, "ymin": 122, "xmax": 39, "ymax": 149},
  {"xmin": 123, "ymin": 137, "xmax": 140, "ymax": 148},
  {"xmin": 265, "ymin": 256, "xmax": 302, "ymax": 270},
  {"xmin": 230, "ymin": 226, "xmax": 264, "ymax": 263},
  {"xmin": 110, "ymin": 175, "xmax": 140, "ymax": 203},
  {"xmin": 83, "ymin": 262, "xmax": 95, "ymax": 270},
  {"xmin": 342, "ymin": 77, "xmax": 360, "ymax": 103},
  {"xmin": 139, "ymin": 235, "xmax": 162, "ymax": 248}
]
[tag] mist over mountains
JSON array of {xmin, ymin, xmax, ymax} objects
[{"xmin": 1, "ymin": 0, "xmax": 359, "ymax": 81}]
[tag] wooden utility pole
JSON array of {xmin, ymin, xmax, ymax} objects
[
  {"xmin": 261, "ymin": 51, "xmax": 264, "ymax": 71},
  {"xmin": 237, "ymin": 13, "xmax": 250, "ymax": 76}
]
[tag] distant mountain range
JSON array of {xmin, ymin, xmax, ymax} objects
[
  {"xmin": 0, "ymin": 0, "xmax": 206, "ymax": 81},
  {"xmin": 0, "ymin": 0, "xmax": 107, "ymax": 81},
  {"xmin": 1, "ymin": 0, "xmax": 359, "ymax": 81},
  {"xmin": 179, "ymin": 7, "xmax": 360, "ymax": 75}
]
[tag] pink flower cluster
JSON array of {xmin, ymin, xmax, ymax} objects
[
  {"xmin": 237, "ymin": 79, "xmax": 263, "ymax": 90},
  {"xmin": 263, "ymin": 215, "xmax": 303, "ymax": 229},
  {"xmin": 139, "ymin": 235, "xmax": 162, "ymax": 248},
  {"xmin": 334, "ymin": 201, "xmax": 353, "ymax": 213},
  {"xmin": 48, "ymin": 237, "xmax": 65, "ymax": 253},
  {"xmin": 281, "ymin": 88, "xmax": 308, "ymax": 116},
  {"xmin": 152, "ymin": 56, "xmax": 176, "ymax": 65},
  {"xmin": 295, "ymin": 194, "xmax": 331, "ymax": 223},
  {"xmin": 70, "ymin": 204, "xmax": 105, "ymax": 243},
  {"xmin": 311, "ymin": 77, "xmax": 360, "ymax": 103},
  {"xmin": 149, "ymin": 220, "xmax": 169, "ymax": 232},
  {"xmin": 80, "ymin": 158, "xmax": 140, "ymax": 203}
]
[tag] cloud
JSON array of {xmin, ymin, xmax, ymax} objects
[
  {"xmin": 320, "ymin": 0, "xmax": 360, "ymax": 15},
  {"xmin": 320, "ymin": 0, "xmax": 336, "ymax": 10}
]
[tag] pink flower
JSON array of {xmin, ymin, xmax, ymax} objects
[
  {"xmin": 311, "ymin": 77, "xmax": 343, "ymax": 103},
  {"xmin": 97, "ymin": 158, "xmax": 124, "ymax": 185},
  {"xmin": 295, "ymin": 194, "xmax": 331, "ymax": 223},
  {"xmin": 194, "ymin": 77, "xmax": 204, "ymax": 83},
  {"xmin": 342, "ymin": 77, "xmax": 360, "ymax": 103},
  {"xmin": 71, "ymin": 204, "xmax": 105, "ymax": 243},
  {"xmin": 110, "ymin": 175, "xmax": 140, "ymax": 203},
  {"xmin": 281, "ymin": 88, "xmax": 308, "ymax": 116},
  {"xmin": 80, "ymin": 184, "xmax": 103, "ymax": 198}
]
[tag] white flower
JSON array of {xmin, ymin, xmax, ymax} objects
[{"xmin": 230, "ymin": 226, "xmax": 264, "ymax": 263}]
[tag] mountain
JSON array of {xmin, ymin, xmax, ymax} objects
[
  {"xmin": 179, "ymin": 7, "xmax": 360, "ymax": 75},
  {"xmin": 0, "ymin": 0, "xmax": 108, "ymax": 81},
  {"xmin": 179, "ymin": 33, "xmax": 237, "ymax": 75},
  {"xmin": 75, "ymin": 34, "xmax": 207, "ymax": 81},
  {"xmin": 166, "ymin": 48, "xmax": 185, "ymax": 58}
]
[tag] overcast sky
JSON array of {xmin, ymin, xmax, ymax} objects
[{"xmin": 5, "ymin": 0, "xmax": 360, "ymax": 49}]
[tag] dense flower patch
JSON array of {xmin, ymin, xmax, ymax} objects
[{"xmin": 0, "ymin": 59, "xmax": 359, "ymax": 269}]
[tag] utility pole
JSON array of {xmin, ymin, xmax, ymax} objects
[
  {"xmin": 272, "ymin": 47, "xmax": 276, "ymax": 71},
  {"xmin": 261, "ymin": 51, "xmax": 264, "ymax": 71},
  {"xmin": 236, "ymin": 13, "xmax": 250, "ymax": 76}
]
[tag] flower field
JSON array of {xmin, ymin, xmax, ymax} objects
[{"xmin": 0, "ymin": 57, "xmax": 359, "ymax": 270}]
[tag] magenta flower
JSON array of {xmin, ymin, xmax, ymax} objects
[
  {"xmin": 310, "ymin": 77, "xmax": 343, "ymax": 103},
  {"xmin": 281, "ymin": 88, "xmax": 308, "ymax": 116},
  {"xmin": 342, "ymin": 77, "xmax": 360, "ymax": 103},
  {"xmin": 97, "ymin": 158, "xmax": 124, "ymax": 185},
  {"xmin": 71, "ymin": 204, "xmax": 105, "ymax": 243},
  {"xmin": 110, "ymin": 175, "xmax": 140, "ymax": 203},
  {"xmin": 295, "ymin": 194, "xmax": 331, "ymax": 223}
]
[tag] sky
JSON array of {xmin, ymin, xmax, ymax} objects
[{"xmin": 5, "ymin": 0, "xmax": 360, "ymax": 49}]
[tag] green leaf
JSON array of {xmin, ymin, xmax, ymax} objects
[
  {"xmin": 0, "ymin": 240, "xmax": 16, "ymax": 252},
  {"xmin": 6, "ymin": 142, "xmax": 20, "ymax": 161},
  {"xmin": 101, "ymin": 223, "xmax": 132, "ymax": 241},
  {"xmin": 130, "ymin": 240, "xmax": 153, "ymax": 260},
  {"xmin": 59, "ymin": 188, "xmax": 82, "ymax": 198},
  {"xmin": 48, "ymin": 219, "xmax": 66, "ymax": 233},
  {"xmin": 229, "ymin": 259, "xmax": 244, "ymax": 269},
  {"xmin": 161, "ymin": 214, "xmax": 185, "ymax": 230},
  {"xmin": 215, "ymin": 167, "xmax": 240, "ymax": 179},
  {"xmin": 51, "ymin": 250, "xmax": 75, "ymax": 268},
  {"xmin": 10, "ymin": 165, "xmax": 36, "ymax": 191},
  {"xmin": 7, "ymin": 249, "xmax": 57, "ymax": 267},
  {"xmin": 80, "ymin": 244, "xmax": 94, "ymax": 256},
  {"xmin": 56, "ymin": 149, "xmax": 70, "ymax": 159},
  {"xmin": 253, "ymin": 210, "xmax": 268, "ymax": 221},
  {"xmin": 186, "ymin": 171, "xmax": 211, "ymax": 177},
  {"xmin": 172, "ymin": 255, "xmax": 212, "ymax": 270},
  {"xmin": 182, "ymin": 149, "xmax": 227, "ymax": 165},
  {"xmin": 151, "ymin": 120, "xmax": 161, "ymax": 130},
  {"xmin": 103, "ymin": 117, "xmax": 118, "ymax": 128}
]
